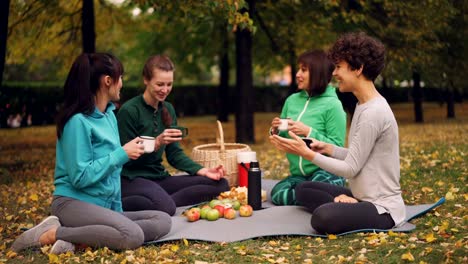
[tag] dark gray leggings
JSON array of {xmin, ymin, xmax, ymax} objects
[
  {"xmin": 295, "ymin": 181, "xmax": 395, "ymax": 234},
  {"xmin": 121, "ymin": 176, "xmax": 229, "ymax": 216},
  {"xmin": 51, "ymin": 196, "xmax": 171, "ymax": 250}
]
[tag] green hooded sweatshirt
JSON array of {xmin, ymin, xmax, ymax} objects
[{"xmin": 278, "ymin": 85, "xmax": 346, "ymax": 176}]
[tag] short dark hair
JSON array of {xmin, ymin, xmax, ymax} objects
[
  {"xmin": 328, "ymin": 32, "xmax": 385, "ymax": 81},
  {"xmin": 297, "ymin": 50, "xmax": 334, "ymax": 96}
]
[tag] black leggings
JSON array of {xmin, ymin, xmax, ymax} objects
[
  {"xmin": 121, "ymin": 176, "xmax": 229, "ymax": 216},
  {"xmin": 295, "ymin": 181, "xmax": 395, "ymax": 234}
]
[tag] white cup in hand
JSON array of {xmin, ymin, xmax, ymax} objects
[
  {"xmin": 140, "ymin": 136, "xmax": 155, "ymax": 153},
  {"xmin": 278, "ymin": 118, "xmax": 289, "ymax": 131}
]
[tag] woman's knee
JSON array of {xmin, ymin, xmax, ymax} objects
[
  {"xmin": 218, "ymin": 178, "xmax": 230, "ymax": 191},
  {"xmin": 118, "ymin": 225, "xmax": 145, "ymax": 250},
  {"xmin": 151, "ymin": 212, "xmax": 172, "ymax": 239},
  {"xmin": 310, "ymin": 205, "xmax": 341, "ymax": 234}
]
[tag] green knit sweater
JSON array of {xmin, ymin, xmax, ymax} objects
[{"xmin": 116, "ymin": 95, "xmax": 203, "ymax": 180}]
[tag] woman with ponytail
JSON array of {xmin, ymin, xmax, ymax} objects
[
  {"xmin": 11, "ymin": 53, "xmax": 171, "ymax": 255},
  {"xmin": 117, "ymin": 55, "xmax": 229, "ymax": 216}
]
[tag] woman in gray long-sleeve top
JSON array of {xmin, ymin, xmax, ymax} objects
[{"xmin": 270, "ymin": 32, "xmax": 405, "ymax": 235}]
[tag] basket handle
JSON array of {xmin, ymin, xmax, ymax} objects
[{"xmin": 216, "ymin": 120, "xmax": 225, "ymax": 153}]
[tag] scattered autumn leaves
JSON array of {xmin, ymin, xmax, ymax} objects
[{"xmin": 0, "ymin": 103, "xmax": 467, "ymax": 263}]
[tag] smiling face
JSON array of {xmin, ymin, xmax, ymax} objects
[
  {"xmin": 332, "ymin": 60, "xmax": 358, "ymax": 93},
  {"xmin": 296, "ymin": 63, "xmax": 310, "ymax": 90},
  {"xmin": 144, "ymin": 69, "xmax": 174, "ymax": 105}
]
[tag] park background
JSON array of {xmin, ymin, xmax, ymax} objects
[{"xmin": 0, "ymin": 0, "xmax": 466, "ymax": 263}]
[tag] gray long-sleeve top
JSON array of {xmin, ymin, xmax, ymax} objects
[{"xmin": 313, "ymin": 96, "xmax": 406, "ymax": 226}]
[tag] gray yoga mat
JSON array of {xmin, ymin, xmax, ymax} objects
[{"xmin": 149, "ymin": 179, "xmax": 445, "ymax": 243}]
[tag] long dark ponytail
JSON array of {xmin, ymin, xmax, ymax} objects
[
  {"xmin": 142, "ymin": 55, "xmax": 174, "ymax": 127},
  {"xmin": 56, "ymin": 53, "xmax": 124, "ymax": 138}
]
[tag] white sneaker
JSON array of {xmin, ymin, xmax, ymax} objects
[
  {"xmin": 50, "ymin": 240, "xmax": 75, "ymax": 255},
  {"xmin": 10, "ymin": 216, "xmax": 60, "ymax": 252}
]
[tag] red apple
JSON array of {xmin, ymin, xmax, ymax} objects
[
  {"xmin": 239, "ymin": 204, "xmax": 253, "ymax": 217},
  {"xmin": 214, "ymin": 204, "xmax": 225, "ymax": 217},
  {"xmin": 224, "ymin": 208, "xmax": 237, "ymax": 219},
  {"xmin": 186, "ymin": 208, "xmax": 201, "ymax": 222}
]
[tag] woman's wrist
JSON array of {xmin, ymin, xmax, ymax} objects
[{"xmin": 197, "ymin": 168, "xmax": 208, "ymax": 176}]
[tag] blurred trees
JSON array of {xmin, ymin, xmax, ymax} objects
[
  {"xmin": 323, "ymin": 0, "xmax": 460, "ymax": 121},
  {"xmin": 3, "ymin": 0, "xmax": 467, "ymax": 133}
]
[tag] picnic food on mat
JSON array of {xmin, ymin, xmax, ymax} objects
[
  {"xmin": 184, "ymin": 198, "xmax": 254, "ymax": 222},
  {"xmin": 218, "ymin": 186, "xmax": 267, "ymax": 205}
]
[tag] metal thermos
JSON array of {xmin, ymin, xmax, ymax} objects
[{"xmin": 247, "ymin": 161, "xmax": 262, "ymax": 210}]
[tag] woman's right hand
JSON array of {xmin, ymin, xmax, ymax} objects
[
  {"xmin": 309, "ymin": 139, "xmax": 334, "ymax": 156},
  {"xmin": 123, "ymin": 137, "xmax": 145, "ymax": 160},
  {"xmin": 156, "ymin": 128, "xmax": 182, "ymax": 146}
]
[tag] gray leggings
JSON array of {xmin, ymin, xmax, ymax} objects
[{"xmin": 51, "ymin": 196, "xmax": 171, "ymax": 250}]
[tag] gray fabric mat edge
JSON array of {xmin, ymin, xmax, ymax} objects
[{"xmin": 148, "ymin": 179, "xmax": 444, "ymax": 244}]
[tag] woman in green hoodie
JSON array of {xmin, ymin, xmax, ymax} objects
[{"xmin": 270, "ymin": 50, "xmax": 347, "ymax": 205}]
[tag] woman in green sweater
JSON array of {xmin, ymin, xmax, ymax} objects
[
  {"xmin": 117, "ymin": 55, "xmax": 229, "ymax": 216},
  {"xmin": 270, "ymin": 50, "xmax": 347, "ymax": 205}
]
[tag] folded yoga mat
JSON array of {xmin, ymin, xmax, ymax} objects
[{"xmin": 149, "ymin": 179, "xmax": 444, "ymax": 243}]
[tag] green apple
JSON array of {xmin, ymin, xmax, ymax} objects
[
  {"xmin": 200, "ymin": 207, "xmax": 211, "ymax": 219},
  {"xmin": 209, "ymin": 199, "xmax": 223, "ymax": 208},
  {"xmin": 206, "ymin": 209, "xmax": 220, "ymax": 221},
  {"xmin": 232, "ymin": 200, "xmax": 241, "ymax": 210}
]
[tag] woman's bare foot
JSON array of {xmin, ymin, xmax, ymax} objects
[{"xmin": 334, "ymin": 194, "xmax": 358, "ymax": 203}]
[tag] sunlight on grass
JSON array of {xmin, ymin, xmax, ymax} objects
[{"xmin": 0, "ymin": 103, "xmax": 466, "ymax": 263}]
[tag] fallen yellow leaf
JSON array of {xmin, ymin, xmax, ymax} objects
[
  {"xmin": 445, "ymin": 192, "xmax": 455, "ymax": 200},
  {"xmin": 170, "ymin": 244, "xmax": 179, "ymax": 252},
  {"xmin": 29, "ymin": 193, "xmax": 39, "ymax": 201},
  {"xmin": 48, "ymin": 253, "xmax": 60, "ymax": 264},
  {"xmin": 425, "ymin": 233, "xmax": 436, "ymax": 243},
  {"xmin": 328, "ymin": 234, "xmax": 337, "ymax": 240},
  {"xmin": 421, "ymin": 187, "xmax": 433, "ymax": 193},
  {"xmin": 401, "ymin": 252, "xmax": 415, "ymax": 261}
]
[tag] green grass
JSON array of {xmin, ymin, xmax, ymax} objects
[{"xmin": 0, "ymin": 103, "xmax": 467, "ymax": 263}]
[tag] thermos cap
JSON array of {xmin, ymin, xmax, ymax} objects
[{"xmin": 250, "ymin": 161, "xmax": 260, "ymax": 169}]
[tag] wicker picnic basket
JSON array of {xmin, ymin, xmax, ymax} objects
[{"xmin": 191, "ymin": 121, "xmax": 251, "ymax": 187}]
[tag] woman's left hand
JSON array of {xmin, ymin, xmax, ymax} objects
[
  {"xmin": 269, "ymin": 131, "xmax": 315, "ymax": 160},
  {"xmin": 288, "ymin": 120, "xmax": 311, "ymax": 137},
  {"xmin": 197, "ymin": 165, "xmax": 225, "ymax": 180}
]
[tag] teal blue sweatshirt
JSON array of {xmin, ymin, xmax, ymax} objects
[
  {"xmin": 279, "ymin": 85, "xmax": 347, "ymax": 176},
  {"xmin": 53, "ymin": 103, "xmax": 129, "ymax": 212}
]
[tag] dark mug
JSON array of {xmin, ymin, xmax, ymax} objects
[{"xmin": 170, "ymin": 125, "xmax": 188, "ymax": 138}]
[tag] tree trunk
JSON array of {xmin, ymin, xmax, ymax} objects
[
  {"xmin": 412, "ymin": 71, "xmax": 424, "ymax": 123},
  {"xmin": 82, "ymin": 0, "xmax": 95, "ymax": 53},
  {"xmin": 0, "ymin": 0, "xmax": 10, "ymax": 88},
  {"xmin": 217, "ymin": 24, "xmax": 229, "ymax": 122},
  {"xmin": 235, "ymin": 0, "xmax": 255, "ymax": 144},
  {"xmin": 446, "ymin": 85, "xmax": 455, "ymax": 119}
]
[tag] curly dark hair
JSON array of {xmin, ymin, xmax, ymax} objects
[{"xmin": 328, "ymin": 32, "xmax": 385, "ymax": 81}]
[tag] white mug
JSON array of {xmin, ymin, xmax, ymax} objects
[
  {"xmin": 140, "ymin": 136, "xmax": 155, "ymax": 153},
  {"xmin": 278, "ymin": 118, "xmax": 289, "ymax": 131}
]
